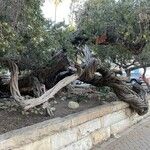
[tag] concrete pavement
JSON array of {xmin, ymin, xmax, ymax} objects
[{"xmin": 92, "ymin": 116, "xmax": 150, "ymax": 150}]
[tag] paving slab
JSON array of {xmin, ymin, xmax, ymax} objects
[{"xmin": 92, "ymin": 116, "xmax": 150, "ymax": 150}]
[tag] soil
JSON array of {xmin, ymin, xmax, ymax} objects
[
  {"xmin": 0, "ymin": 87, "xmax": 107, "ymax": 134},
  {"xmin": 0, "ymin": 83, "xmax": 148, "ymax": 135}
]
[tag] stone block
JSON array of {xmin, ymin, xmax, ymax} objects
[
  {"xmin": 101, "ymin": 110, "xmax": 127, "ymax": 127},
  {"xmin": 77, "ymin": 119, "xmax": 101, "ymax": 138},
  {"xmin": 51, "ymin": 128, "xmax": 78, "ymax": 150},
  {"xmin": 125, "ymin": 108, "xmax": 135, "ymax": 117},
  {"xmin": 69, "ymin": 107, "xmax": 104, "ymax": 127},
  {"xmin": 0, "ymin": 118, "xmax": 62, "ymax": 150},
  {"xmin": 111, "ymin": 101, "xmax": 128, "ymax": 112},
  {"xmin": 61, "ymin": 136, "xmax": 92, "ymax": 150},
  {"xmin": 90, "ymin": 128, "xmax": 110, "ymax": 145},
  {"xmin": 110, "ymin": 118, "xmax": 131, "ymax": 135},
  {"xmin": 130, "ymin": 114, "xmax": 144, "ymax": 125},
  {"xmin": 65, "ymin": 102, "xmax": 128, "ymax": 128},
  {"xmin": 14, "ymin": 136, "xmax": 51, "ymax": 150}
]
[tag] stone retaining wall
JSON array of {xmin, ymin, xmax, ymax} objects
[{"xmin": 0, "ymin": 99, "xmax": 150, "ymax": 150}]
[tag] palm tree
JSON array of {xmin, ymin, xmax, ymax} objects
[{"xmin": 52, "ymin": 0, "xmax": 62, "ymax": 22}]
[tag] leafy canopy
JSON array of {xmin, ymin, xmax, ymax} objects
[{"xmin": 73, "ymin": 0, "xmax": 150, "ymax": 67}]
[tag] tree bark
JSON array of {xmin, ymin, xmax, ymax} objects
[
  {"xmin": 31, "ymin": 50, "xmax": 70, "ymax": 89},
  {"xmin": 0, "ymin": 50, "xmax": 70, "ymax": 96},
  {"xmin": 0, "ymin": 47, "xmax": 149, "ymax": 115},
  {"xmin": 75, "ymin": 45, "xmax": 148, "ymax": 115},
  {"xmin": 23, "ymin": 74, "xmax": 79, "ymax": 110},
  {"xmin": 4, "ymin": 60, "xmax": 79, "ymax": 109},
  {"xmin": 9, "ymin": 62, "xmax": 24, "ymax": 106},
  {"xmin": 80, "ymin": 66, "xmax": 148, "ymax": 115}
]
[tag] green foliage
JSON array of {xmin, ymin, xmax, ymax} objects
[
  {"xmin": 0, "ymin": 0, "xmax": 75, "ymax": 69},
  {"xmin": 74, "ymin": 0, "xmax": 150, "ymax": 66},
  {"xmin": 138, "ymin": 43, "xmax": 150, "ymax": 65},
  {"xmin": 0, "ymin": 22, "xmax": 21, "ymax": 57},
  {"xmin": 0, "ymin": 0, "xmax": 47, "ymax": 57},
  {"xmin": 0, "ymin": 0, "xmax": 149, "ymax": 70},
  {"xmin": 76, "ymin": 0, "xmax": 150, "ymax": 40}
]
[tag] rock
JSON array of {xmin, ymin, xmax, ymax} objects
[
  {"xmin": 39, "ymin": 111, "xmax": 44, "ymax": 115},
  {"xmin": 53, "ymin": 100, "xmax": 58, "ymax": 104},
  {"xmin": 111, "ymin": 133, "xmax": 121, "ymax": 139},
  {"xmin": 9, "ymin": 107, "xmax": 17, "ymax": 112},
  {"xmin": 0, "ymin": 105, "xmax": 8, "ymax": 109},
  {"xmin": 4, "ymin": 101, "xmax": 12, "ymax": 107},
  {"xmin": 21, "ymin": 111, "xmax": 29, "ymax": 115},
  {"xmin": 51, "ymin": 107, "xmax": 56, "ymax": 111},
  {"xmin": 61, "ymin": 97, "xmax": 67, "ymax": 101},
  {"xmin": 68, "ymin": 101, "xmax": 79, "ymax": 109}
]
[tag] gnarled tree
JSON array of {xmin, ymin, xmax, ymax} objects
[{"xmin": 0, "ymin": 0, "xmax": 149, "ymax": 117}]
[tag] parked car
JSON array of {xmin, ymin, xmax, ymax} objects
[
  {"xmin": 121, "ymin": 69, "xmax": 142, "ymax": 84},
  {"xmin": 121, "ymin": 68, "xmax": 150, "ymax": 85},
  {"xmin": 129, "ymin": 69, "xmax": 143, "ymax": 84}
]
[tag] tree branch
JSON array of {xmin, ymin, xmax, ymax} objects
[{"xmin": 22, "ymin": 74, "xmax": 79, "ymax": 110}]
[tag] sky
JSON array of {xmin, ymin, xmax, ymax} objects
[{"xmin": 41, "ymin": 0, "xmax": 72, "ymax": 24}]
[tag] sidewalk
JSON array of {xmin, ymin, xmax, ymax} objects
[{"xmin": 92, "ymin": 116, "xmax": 150, "ymax": 150}]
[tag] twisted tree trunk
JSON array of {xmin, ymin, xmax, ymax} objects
[
  {"xmin": 0, "ymin": 46, "xmax": 149, "ymax": 115},
  {"xmin": 7, "ymin": 61, "xmax": 80, "ymax": 109},
  {"xmin": 9, "ymin": 62, "xmax": 24, "ymax": 106},
  {"xmin": 80, "ymin": 65, "xmax": 148, "ymax": 116},
  {"xmin": 79, "ymin": 46, "xmax": 148, "ymax": 115}
]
